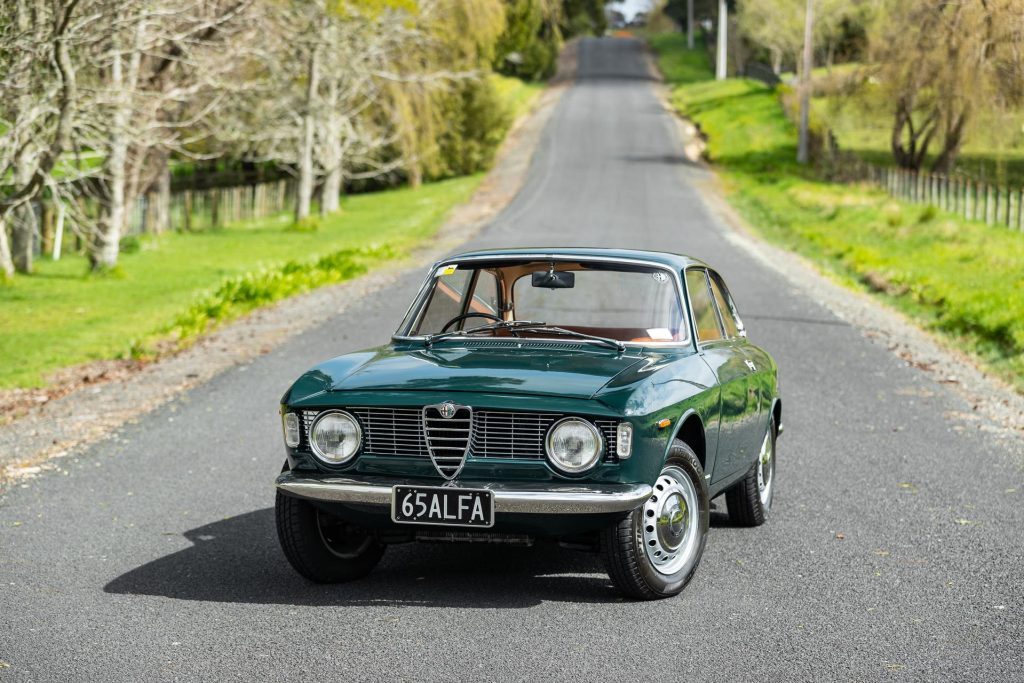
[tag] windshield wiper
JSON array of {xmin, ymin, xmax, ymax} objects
[
  {"xmin": 503, "ymin": 324, "xmax": 626, "ymax": 353},
  {"xmin": 423, "ymin": 320, "xmax": 547, "ymax": 347}
]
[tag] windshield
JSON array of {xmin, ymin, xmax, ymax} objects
[{"xmin": 398, "ymin": 260, "xmax": 688, "ymax": 344}]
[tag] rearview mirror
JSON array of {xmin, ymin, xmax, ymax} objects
[{"xmin": 531, "ymin": 270, "xmax": 575, "ymax": 289}]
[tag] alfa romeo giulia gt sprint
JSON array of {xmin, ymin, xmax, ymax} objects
[{"xmin": 275, "ymin": 248, "xmax": 781, "ymax": 599}]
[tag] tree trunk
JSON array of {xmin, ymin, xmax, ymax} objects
[
  {"xmin": 771, "ymin": 49, "xmax": 782, "ymax": 75},
  {"xmin": 10, "ymin": 156, "xmax": 37, "ymax": 273},
  {"xmin": 321, "ymin": 165, "xmax": 342, "ymax": 215},
  {"xmin": 91, "ymin": 49, "xmax": 131, "ymax": 271},
  {"xmin": 891, "ymin": 99, "xmax": 937, "ymax": 171},
  {"xmin": 0, "ymin": 215, "xmax": 15, "ymax": 279},
  {"xmin": 319, "ymin": 79, "xmax": 342, "ymax": 216},
  {"xmin": 156, "ymin": 164, "xmax": 171, "ymax": 233},
  {"xmin": 931, "ymin": 110, "xmax": 970, "ymax": 175},
  {"xmin": 296, "ymin": 41, "xmax": 321, "ymax": 222}
]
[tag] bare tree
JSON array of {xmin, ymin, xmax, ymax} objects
[
  {"xmin": 0, "ymin": 0, "xmax": 82, "ymax": 277},
  {"xmin": 79, "ymin": 0, "xmax": 255, "ymax": 270}
]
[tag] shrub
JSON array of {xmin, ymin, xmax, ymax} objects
[{"xmin": 168, "ymin": 245, "xmax": 395, "ymax": 341}]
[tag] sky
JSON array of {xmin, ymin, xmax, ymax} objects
[{"xmin": 612, "ymin": 0, "xmax": 653, "ymax": 20}]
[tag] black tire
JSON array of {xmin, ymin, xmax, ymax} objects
[
  {"xmin": 602, "ymin": 441, "xmax": 710, "ymax": 600},
  {"xmin": 275, "ymin": 490, "xmax": 385, "ymax": 583},
  {"xmin": 725, "ymin": 416, "xmax": 777, "ymax": 527}
]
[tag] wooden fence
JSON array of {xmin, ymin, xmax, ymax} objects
[
  {"xmin": 825, "ymin": 153, "xmax": 1024, "ymax": 232},
  {"xmin": 125, "ymin": 177, "xmax": 296, "ymax": 235}
]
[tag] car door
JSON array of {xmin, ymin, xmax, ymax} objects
[
  {"xmin": 684, "ymin": 268, "xmax": 755, "ymax": 484},
  {"xmin": 707, "ymin": 270, "xmax": 766, "ymax": 471}
]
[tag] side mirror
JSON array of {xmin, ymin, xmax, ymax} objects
[{"xmin": 531, "ymin": 270, "xmax": 575, "ymax": 289}]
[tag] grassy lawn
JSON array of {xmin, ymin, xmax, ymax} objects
[
  {"xmin": 649, "ymin": 33, "xmax": 1024, "ymax": 392},
  {"xmin": 0, "ymin": 177, "xmax": 480, "ymax": 388}
]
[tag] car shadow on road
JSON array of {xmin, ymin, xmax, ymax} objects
[
  {"xmin": 104, "ymin": 508, "xmax": 632, "ymax": 608},
  {"xmin": 619, "ymin": 153, "xmax": 702, "ymax": 167}
]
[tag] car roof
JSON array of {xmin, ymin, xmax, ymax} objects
[{"xmin": 442, "ymin": 247, "xmax": 710, "ymax": 271}]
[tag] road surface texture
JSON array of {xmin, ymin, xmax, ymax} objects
[{"xmin": 2, "ymin": 37, "xmax": 1022, "ymax": 681}]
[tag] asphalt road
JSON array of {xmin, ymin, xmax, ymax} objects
[{"xmin": 2, "ymin": 37, "xmax": 1022, "ymax": 681}]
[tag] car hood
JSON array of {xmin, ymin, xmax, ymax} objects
[{"xmin": 288, "ymin": 343, "xmax": 652, "ymax": 402}]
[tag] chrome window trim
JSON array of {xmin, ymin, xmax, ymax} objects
[
  {"xmin": 683, "ymin": 266, "xmax": 729, "ymax": 349},
  {"xmin": 392, "ymin": 254, "xmax": 693, "ymax": 349},
  {"xmin": 707, "ymin": 269, "xmax": 747, "ymax": 339}
]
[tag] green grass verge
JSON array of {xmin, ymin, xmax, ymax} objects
[
  {"xmin": 649, "ymin": 33, "xmax": 1024, "ymax": 392},
  {"xmin": 0, "ymin": 177, "xmax": 480, "ymax": 388}
]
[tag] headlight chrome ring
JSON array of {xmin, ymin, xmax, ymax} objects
[
  {"xmin": 545, "ymin": 417, "xmax": 604, "ymax": 475},
  {"xmin": 308, "ymin": 410, "xmax": 362, "ymax": 465}
]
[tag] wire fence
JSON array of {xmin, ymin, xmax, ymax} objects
[{"xmin": 825, "ymin": 153, "xmax": 1024, "ymax": 232}]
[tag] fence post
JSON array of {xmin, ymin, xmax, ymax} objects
[
  {"xmin": 183, "ymin": 191, "xmax": 193, "ymax": 232},
  {"xmin": 1018, "ymin": 189, "xmax": 1023, "ymax": 231},
  {"xmin": 1005, "ymin": 186, "xmax": 1012, "ymax": 227}
]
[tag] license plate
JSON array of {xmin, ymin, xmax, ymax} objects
[{"xmin": 392, "ymin": 485, "xmax": 494, "ymax": 528}]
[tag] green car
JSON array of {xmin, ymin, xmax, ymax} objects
[{"xmin": 276, "ymin": 248, "xmax": 782, "ymax": 599}]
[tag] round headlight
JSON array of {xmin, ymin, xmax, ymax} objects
[
  {"xmin": 309, "ymin": 410, "xmax": 361, "ymax": 465},
  {"xmin": 545, "ymin": 417, "xmax": 603, "ymax": 474}
]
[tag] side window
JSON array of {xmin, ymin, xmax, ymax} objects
[
  {"xmin": 708, "ymin": 272, "xmax": 741, "ymax": 338},
  {"xmin": 414, "ymin": 268, "xmax": 472, "ymax": 334},
  {"xmin": 685, "ymin": 269, "xmax": 724, "ymax": 342},
  {"xmin": 468, "ymin": 271, "xmax": 500, "ymax": 316}
]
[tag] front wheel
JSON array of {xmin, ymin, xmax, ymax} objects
[
  {"xmin": 275, "ymin": 491, "xmax": 385, "ymax": 583},
  {"xmin": 602, "ymin": 441, "xmax": 710, "ymax": 600}
]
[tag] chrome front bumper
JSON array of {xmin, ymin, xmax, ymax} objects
[{"xmin": 276, "ymin": 471, "xmax": 652, "ymax": 515}]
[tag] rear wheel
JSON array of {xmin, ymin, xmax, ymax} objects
[
  {"xmin": 725, "ymin": 416, "xmax": 777, "ymax": 526},
  {"xmin": 602, "ymin": 441, "xmax": 709, "ymax": 600},
  {"xmin": 275, "ymin": 490, "xmax": 385, "ymax": 583}
]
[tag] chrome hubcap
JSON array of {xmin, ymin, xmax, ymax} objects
[
  {"xmin": 756, "ymin": 428, "xmax": 775, "ymax": 508},
  {"xmin": 316, "ymin": 510, "xmax": 372, "ymax": 559},
  {"xmin": 642, "ymin": 466, "xmax": 700, "ymax": 575}
]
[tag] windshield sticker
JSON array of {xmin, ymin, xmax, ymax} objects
[
  {"xmin": 652, "ymin": 271, "xmax": 668, "ymax": 283},
  {"xmin": 647, "ymin": 328, "xmax": 673, "ymax": 340},
  {"xmin": 436, "ymin": 265, "xmax": 458, "ymax": 277}
]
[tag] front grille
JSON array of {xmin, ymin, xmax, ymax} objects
[
  {"xmin": 300, "ymin": 408, "xmax": 618, "ymax": 462},
  {"xmin": 352, "ymin": 407, "xmax": 428, "ymax": 457},
  {"xmin": 595, "ymin": 420, "xmax": 619, "ymax": 458},
  {"xmin": 472, "ymin": 411, "xmax": 559, "ymax": 458},
  {"xmin": 423, "ymin": 405, "xmax": 472, "ymax": 477}
]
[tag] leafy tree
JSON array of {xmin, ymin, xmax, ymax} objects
[
  {"xmin": 494, "ymin": 0, "xmax": 563, "ymax": 81},
  {"xmin": 870, "ymin": 0, "xmax": 1024, "ymax": 173},
  {"xmin": 737, "ymin": 0, "xmax": 866, "ymax": 74}
]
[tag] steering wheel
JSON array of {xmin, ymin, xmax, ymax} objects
[{"xmin": 440, "ymin": 312, "xmax": 502, "ymax": 333}]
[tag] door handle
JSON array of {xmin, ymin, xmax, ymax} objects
[{"xmin": 744, "ymin": 360, "xmax": 757, "ymax": 372}]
